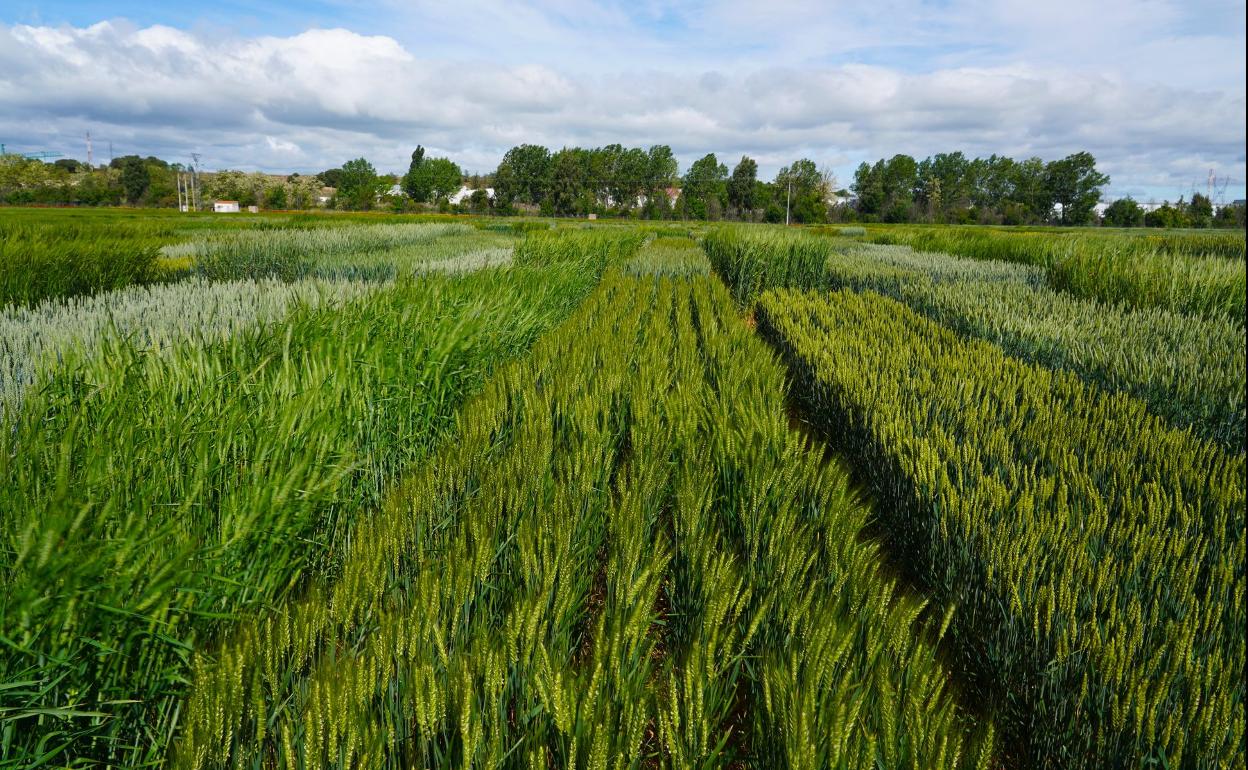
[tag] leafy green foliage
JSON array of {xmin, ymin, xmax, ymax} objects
[{"xmin": 758, "ymin": 288, "xmax": 1245, "ymax": 768}]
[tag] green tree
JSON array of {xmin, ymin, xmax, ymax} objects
[
  {"xmin": 1102, "ymin": 198, "xmax": 1144, "ymax": 227},
  {"xmin": 404, "ymin": 157, "xmax": 462, "ymax": 204},
  {"xmin": 917, "ymin": 152, "xmax": 970, "ymax": 220},
  {"xmin": 1011, "ymin": 157, "xmax": 1051, "ymax": 222},
  {"xmin": 1188, "ymin": 193, "xmax": 1213, "ymax": 227},
  {"xmin": 337, "ymin": 157, "xmax": 381, "ymax": 210},
  {"xmin": 316, "ymin": 168, "xmax": 344, "ymax": 188},
  {"xmin": 468, "ymin": 188, "xmax": 491, "ymax": 213},
  {"xmin": 605, "ymin": 146, "xmax": 649, "ymax": 213},
  {"xmin": 727, "ymin": 156, "xmax": 758, "ymax": 219},
  {"xmin": 1214, "ymin": 201, "xmax": 1245, "ymax": 228},
  {"xmin": 401, "ymin": 146, "xmax": 426, "ymax": 200},
  {"xmin": 119, "ymin": 156, "xmax": 150, "ymax": 204},
  {"xmin": 679, "ymin": 153, "xmax": 728, "ymax": 220},
  {"xmin": 641, "ymin": 145, "xmax": 679, "ymax": 219},
  {"xmin": 852, "ymin": 161, "xmax": 885, "ymax": 217},
  {"xmin": 1145, "ymin": 201, "xmax": 1188, "ymax": 228},
  {"xmin": 1045, "ymin": 151, "xmax": 1109, "ymax": 225},
  {"xmin": 777, "ymin": 158, "xmax": 829, "ymax": 224},
  {"xmin": 494, "ymin": 144, "xmax": 553, "ymax": 209},
  {"xmin": 549, "ymin": 148, "xmax": 595, "ymax": 216}
]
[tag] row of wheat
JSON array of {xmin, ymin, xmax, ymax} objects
[{"xmin": 757, "ymin": 287, "xmax": 1245, "ymax": 767}]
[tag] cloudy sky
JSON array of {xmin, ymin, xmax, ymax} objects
[{"xmin": 2, "ymin": 1, "xmax": 1244, "ymax": 201}]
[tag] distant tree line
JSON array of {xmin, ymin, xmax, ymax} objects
[
  {"xmin": 1102, "ymin": 192, "xmax": 1243, "ymax": 229},
  {"xmin": 2, "ymin": 146, "xmax": 1242, "ymax": 228},
  {"xmin": 847, "ymin": 151, "xmax": 1109, "ymax": 225}
]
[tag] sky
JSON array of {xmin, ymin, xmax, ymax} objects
[{"xmin": 1, "ymin": 1, "xmax": 1244, "ymax": 202}]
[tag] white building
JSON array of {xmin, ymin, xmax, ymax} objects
[
  {"xmin": 213, "ymin": 200, "xmax": 240, "ymax": 213},
  {"xmin": 448, "ymin": 186, "xmax": 495, "ymax": 205}
]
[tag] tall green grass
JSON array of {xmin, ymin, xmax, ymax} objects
[
  {"xmin": 863, "ymin": 226, "xmax": 1246, "ymax": 320},
  {"xmin": 187, "ymin": 222, "xmax": 474, "ymax": 281},
  {"xmin": 824, "ymin": 244, "xmax": 1245, "ymax": 449},
  {"xmin": 513, "ymin": 228, "xmax": 645, "ymax": 268},
  {"xmin": 758, "ymin": 287, "xmax": 1245, "ymax": 767},
  {"xmin": 175, "ymin": 273, "xmax": 993, "ymax": 769},
  {"xmin": 702, "ymin": 226, "xmax": 831, "ymax": 305},
  {"xmin": 621, "ymin": 235, "xmax": 710, "ymax": 277},
  {"xmin": 0, "ymin": 256, "xmax": 606, "ymax": 764},
  {"xmin": 0, "ymin": 222, "xmax": 165, "ymax": 307},
  {"xmin": 1047, "ymin": 246, "xmax": 1245, "ymax": 320},
  {"xmin": 1, "ymin": 277, "xmax": 382, "ymax": 419}
]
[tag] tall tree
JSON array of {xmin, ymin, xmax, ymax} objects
[
  {"xmin": 494, "ymin": 144, "xmax": 553, "ymax": 209},
  {"xmin": 636, "ymin": 145, "xmax": 678, "ymax": 219},
  {"xmin": 402, "ymin": 156, "xmax": 463, "ymax": 203},
  {"xmin": 852, "ymin": 161, "xmax": 885, "ymax": 216},
  {"xmin": 548, "ymin": 147, "xmax": 595, "ymax": 216},
  {"xmin": 1045, "ymin": 152, "xmax": 1109, "ymax": 225},
  {"xmin": 727, "ymin": 156, "xmax": 758, "ymax": 219},
  {"xmin": 679, "ymin": 153, "xmax": 728, "ymax": 220},
  {"xmin": 776, "ymin": 158, "xmax": 828, "ymax": 224},
  {"xmin": 119, "ymin": 156, "xmax": 150, "ymax": 204},
  {"xmin": 401, "ymin": 146, "xmax": 426, "ymax": 199},
  {"xmin": 1102, "ymin": 198, "xmax": 1144, "ymax": 227},
  {"xmin": 606, "ymin": 146, "xmax": 649, "ymax": 213},
  {"xmin": 337, "ymin": 157, "xmax": 381, "ymax": 210},
  {"xmin": 1188, "ymin": 192, "xmax": 1213, "ymax": 227}
]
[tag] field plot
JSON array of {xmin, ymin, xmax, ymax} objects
[
  {"xmin": 177, "ymin": 267, "xmax": 991, "ymax": 769},
  {"xmin": 0, "ymin": 210, "xmax": 1244, "ymax": 769}
]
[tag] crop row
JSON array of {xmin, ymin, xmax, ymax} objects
[
  {"xmin": 863, "ymin": 226, "xmax": 1246, "ymax": 320},
  {"xmin": 181, "ymin": 222, "xmax": 477, "ymax": 281},
  {"xmin": 706, "ymin": 227, "xmax": 1243, "ymax": 448},
  {"xmin": 621, "ymin": 235, "xmax": 711, "ymax": 277},
  {"xmin": 702, "ymin": 226, "xmax": 831, "ymax": 305},
  {"xmin": 175, "ymin": 272, "xmax": 993, "ymax": 769},
  {"xmin": 0, "ymin": 276, "xmax": 381, "ymax": 418},
  {"xmin": 824, "ymin": 243, "xmax": 1245, "ymax": 448},
  {"xmin": 0, "ymin": 231, "xmax": 627, "ymax": 765},
  {"xmin": 757, "ymin": 288, "xmax": 1245, "ymax": 767},
  {"xmin": 0, "ymin": 220, "xmax": 167, "ymax": 307}
]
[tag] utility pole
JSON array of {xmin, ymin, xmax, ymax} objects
[
  {"xmin": 785, "ymin": 177, "xmax": 792, "ymax": 226},
  {"xmin": 190, "ymin": 153, "xmax": 202, "ymax": 211}
]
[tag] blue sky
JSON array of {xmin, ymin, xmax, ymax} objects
[{"xmin": 2, "ymin": 1, "xmax": 1244, "ymax": 201}]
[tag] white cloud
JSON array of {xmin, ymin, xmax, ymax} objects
[{"xmin": 0, "ymin": 18, "xmax": 1242, "ymax": 199}]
